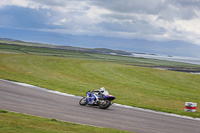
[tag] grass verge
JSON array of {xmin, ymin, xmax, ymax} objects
[{"xmin": 0, "ymin": 109, "xmax": 129, "ymax": 133}]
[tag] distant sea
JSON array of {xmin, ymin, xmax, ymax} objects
[
  {"xmin": 132, "ymin": 54, "xmax": 200, "ymax": 74},
  {"xmin": 133, "ymin": 54, "xmax": 200, "ymax": 65}
]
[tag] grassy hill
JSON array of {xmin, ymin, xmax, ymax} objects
[
  {"xmin": 0, "ymin": 44, "xmax": 200, "ymax": 118},
  {"xmin": 1, "ymin": 43, "xmax": 200, "ymax": 70},
  {"xmin": 0, "ymin": 39, "xmax": 132, "ymax": 55}
]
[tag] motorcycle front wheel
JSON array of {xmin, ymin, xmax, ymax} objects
[
  {"xmin": 99, "ymin": 100, "xmax": 111, "ymax": 109},
  {"xmin": 79, "ymin": 97, "xmax": 87, "ymax": 106}
]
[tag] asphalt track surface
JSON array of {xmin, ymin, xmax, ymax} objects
[{"xmin": 0, "ymin": 80, "xmax": 200, "ymax": 133}]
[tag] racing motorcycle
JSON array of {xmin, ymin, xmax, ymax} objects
[{"xmin": 79, "ymin": 91, "xmax": 115, "ymax": 109}]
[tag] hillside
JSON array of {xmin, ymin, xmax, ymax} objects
[
  {"xmin": 0, "ymin": 38, "xmax": 132, "ymax": 55},
  {"xmin": 1, "ymin": 42, "xmax": 200, "ymax": 73}
]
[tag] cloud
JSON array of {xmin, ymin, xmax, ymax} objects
[
  {"xmin": 0, "ymin": 0, "xmax": 45, "ymax": 9},
  {"xmin": 1, "ymin": 0, "xmax": 200, "ymax": 45},
  {"xmin": 53, "ymin": 18, "xmax": 71, "ymax": 25}
]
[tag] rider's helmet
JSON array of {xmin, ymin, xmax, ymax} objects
[{"xmin": 100, "ymin": 87, "xmax": 105, "ymax": 91}]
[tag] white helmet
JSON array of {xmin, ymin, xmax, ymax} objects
[{"xmin": 100, "ymin": 87, "xmax": 105, "ymax": 91}]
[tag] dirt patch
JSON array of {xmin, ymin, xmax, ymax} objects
[{"xmin": 0, "ymin": 51, "xmax": 19, "ymax": 54}]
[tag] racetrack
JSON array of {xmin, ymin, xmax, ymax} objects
[{"xmin": 0, "ymin": 80, "xmax": 200, "ymax": 133}]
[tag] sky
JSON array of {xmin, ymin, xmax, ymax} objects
[{"xmin": 1, "ymin": 0, "xmax": 200, "ymax": 57}]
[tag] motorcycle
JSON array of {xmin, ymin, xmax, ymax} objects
[{"xmin": 79, "ymin": 91, "xmax": 115, "ymax": 109}]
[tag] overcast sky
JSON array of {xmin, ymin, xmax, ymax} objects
[{"xmin": 1, "ymin": 0, "xmax": 200, "ymax": 57}]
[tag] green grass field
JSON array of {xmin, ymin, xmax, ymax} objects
[{"xmin": 0, "ymin": 109, "xmax": 129, "ymax": 133}]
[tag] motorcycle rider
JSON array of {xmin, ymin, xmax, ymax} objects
[
  {"xmin": 94, "ymin": 87, "xmax": 109, "ymax": 96},
  {"xmin": 88, "ymin": 87, "xmax": 109, "ymax": 104}
]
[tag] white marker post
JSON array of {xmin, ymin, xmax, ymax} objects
[{"xmin": 185, "ymin": 102, "xmax": 197, "ymax": 112}]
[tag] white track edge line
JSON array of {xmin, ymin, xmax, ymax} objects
[{"xmin": 1, "ymin": 79, "xmax": 200, "ymax": 121}]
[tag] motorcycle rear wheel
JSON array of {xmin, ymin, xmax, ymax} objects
[
  {"xmin": 79, "ymin": 97, "xmax": 87, "ymax": 106},
  {"xmin": 99, "ymin": 100, "xmax": 111, "ymax": 109}
]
